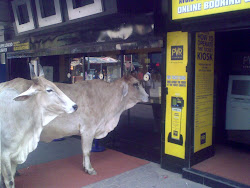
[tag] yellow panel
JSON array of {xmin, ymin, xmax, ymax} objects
[
  {"xmin": 172, "ymin": 0, "xmax": 250, "ymax": 20},
  {"xmin": 165, "ymin": 31, "xmax": 188, "ymax": 159},
  {"xmin": 194, "ymin": 32, "xmax": 215, "ymax": 153}
]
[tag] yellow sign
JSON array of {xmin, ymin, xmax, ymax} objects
[
  {"xmin": 165, "ymin": 31, "xmax": 188, "ymax": 159},
  {"xmin": 194, "ymin": 32, "xmax": 215, "ymax": 153},
  {"xmin": 172, "ymin": 0, "xmax": 250, "ymax": 20},
  {"xmin": 13, "ymin": 41, "xmax": 30, "ymax": 51}
]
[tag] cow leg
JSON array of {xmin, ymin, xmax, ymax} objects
[
  {"xmin": 1, "ymin": 175, "xmax": 6, "ymax": 188},
  {"xmin": 11, "ymin": 163, "xmax": 17, "ymax": 178},
  {"xmin": 1, "ymin": 157, "xmax": 14, "ymax": 188},
  {"xmin": 81, "ymin": 133, "xmax": 97, "ymax": 175}
]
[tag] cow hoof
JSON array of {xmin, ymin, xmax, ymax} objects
[
  {"xmin": 15, "ymin": 171, "xmax": 21, "ymax": 177},
  {"xmin": 85, "ymin": 168, "xmax": 97, "ymax": 175}
]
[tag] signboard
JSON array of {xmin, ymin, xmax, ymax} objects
[
  {"xmin": 165, "ymin": 31, "xmax": 188, "ymax": 159},
  {"xmin": 194, "ymin": 32, "xmax": 215, "ymax": 153},
  {"xmin": 232, "ymin": 53, "xmax": 250, "ymax": 74},
  {"xmin": 172, "ymin": 0, "xmax": 250, "ymax": 20},
  {"xmin": 0, "ymin": 41, "xmax": 30, "ymax": 53}
]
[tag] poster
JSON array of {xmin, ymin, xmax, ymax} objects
[
  {"xmin": 194, "ymin": 32, "xmax": 215, "ymax": 153},
  {"xmin": 165, "ymin": 31, "xmax": 188, "ymax": 159},
  {"xmin": 172, "ymin": 0, "xmax": 250, "ymax": 20}
]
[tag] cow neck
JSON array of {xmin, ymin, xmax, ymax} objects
[
  {"xmin": 13, "ymin": 102, "xmax": 44, "ymax": 164},
  {"xmin": 113, "ymin": 80, "xmax": 128, "ymax": 112},
  {"xmin": 41, "ymin": 110, "xmax": 58, "ymax": 126}
]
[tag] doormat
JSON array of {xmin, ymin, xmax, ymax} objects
[{"xmin": 15, "ymin": 149, "xmax": 149, "ymax": 188}]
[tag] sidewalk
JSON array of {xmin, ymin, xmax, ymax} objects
[
  {"xmin": 83, "ymin": 162, "xmax": 209, "ymax": 188},
  {"xmin": 17, "ymin": 137, "xmax": 209, "ymax": 188}
]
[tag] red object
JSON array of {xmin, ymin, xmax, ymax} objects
[
  {"xmin": 156, "ymin": 63, "xmax": 160, "ymax": 67},
  {"xmin": 137, "ymin": 72, "xmax": 144, "ymax": 80},
  {"xmin": 15, "ymin": 149, "xmax": 149, "ymax": 188}
]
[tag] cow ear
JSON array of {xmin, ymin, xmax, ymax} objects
[
  {"xmin": 13, "ymin": 87, "xmax": 37, "ymax": 101},
  {"xmin": 122, "ymin": 83, "xmax": 128, "ymax": 98},
  {"xmin": 38, "ymin": 63, "xmax": 44, "ymax": 77}
]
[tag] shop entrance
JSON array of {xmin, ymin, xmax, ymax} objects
[
  {"xmin": 68, "ymin": 49, "xmax": 163, "ymax": 163},
  {"xmin": 191, "ymin": 29, "xmax": 250, "ymax": 186}
]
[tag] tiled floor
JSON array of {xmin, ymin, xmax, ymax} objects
[{"xmin": 192, "ymin": 145, "xmax": 250, "ymax": 186}]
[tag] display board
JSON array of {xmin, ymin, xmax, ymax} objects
[
  {"xmin": 0, "ymin": 41, "xmax": 30, "ymax": 53},
  {"xmin": 172, "ymin": 0, "xmax": 250, "ymax": 20},
  {"xmin": 194, "ymin": 32, "xmax": 215, "ymax": 153},
  {"xmin": 165, "ymin": 31, "xmax": 188, "ymax": 159}
]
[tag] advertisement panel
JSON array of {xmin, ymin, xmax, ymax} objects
[
  {"xmin": 165, "ymin": 31, "xmax": 188, "ymax": 159},
  {"xmin": 194, "ymin": 32, "xmax": 215, "ymax": 153},
  {"xmin": 172, "ymin": 0, "xmax": 250, "ymax": 20},
  {"xmin": 0, "ymin": 41, "xmax": 30, "ymax": 53}
]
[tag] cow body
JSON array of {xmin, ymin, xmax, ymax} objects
[
  {"xmin": 0, "ymin": 66, "xmax": 77, "ymax": 188},
  {"xmin": 40, "ymin": 76, "xmax": 149, "ymax": 175}
]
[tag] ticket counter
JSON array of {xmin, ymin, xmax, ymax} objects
[{"xmin": 159, "ymin": 1, "xmax": 250, "ymax": 187}]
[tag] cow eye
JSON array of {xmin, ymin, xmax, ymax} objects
[
  {"xmin": 46, "ymin": 89, "xmax": 53, "ymax": 93},
  {"xmin": 133, "ymin": 83, "xmax": 139, "ymax": 88}
]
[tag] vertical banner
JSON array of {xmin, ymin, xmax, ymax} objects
[
  {"xmin": 165, "ymin": 31, "xmax": 188, "ymax": 159},
  {"xmin": 194, "ymin": 32, "xmax": 215, "ymax": 153}
]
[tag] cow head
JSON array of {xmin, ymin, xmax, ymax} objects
[
  {"xmin": 13, "ymin": 63, "xmax": 78, "ymax": 125},
  {"xmin": 122, "ymin": 75, "xmax": 149, "ymax": 108}
]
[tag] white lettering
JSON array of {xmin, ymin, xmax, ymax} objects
[
  {"xmin": 198, "ymin": 3, "xmax": 201, "ymax": 11},
  {"xmin": 203, "ymin": 0, "xmax": 242, "ymax": 9},
  {"xmin": 178, "ymin": 7, "xmax": 182, "ymax": 14},
  {"xmin": 204, "ymin": 2, "xmax": 209, "ymax": 9},
  {"xmin": 0, "ymin": 42, "xmax": 13, "ymax": 48},
  {"xmin": 229, "ymin": 0, "xmax": 235, "ymax": 5},
  {"xmin": 177, "ymin": 3, "xmax": 201, "ymax": 14},
  {"xmin": 220, "ymin": 0, "xmax": 226, "ymax": 6},
  {"xmin": 0, "ymin": 48, "xmax": 7, "ymax": 52},
  {"xmin": 193, "ymin": 3, "xmax": 198, "ymax": 11},
  {"xmin": 183, "ymin": 6, "xmax": 187, "ymax": 13},
  {"xmin": 210, "ymin": 1, "xmax": 215, "ymax": 8},
  {"xmin": 215, "ymin": 0, "xmax": 220, "ymax": 7}
]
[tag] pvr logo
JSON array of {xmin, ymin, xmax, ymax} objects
[
  {"xmin": 200, "ymin": 133, "xmax": 206, "ymax": 145},
  {"xmin": 171, "ymin": 46, "xmax": 183, "ymax": 60}
]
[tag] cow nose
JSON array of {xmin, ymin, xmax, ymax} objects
[{"xmin": 73, "ymin": 104, "xmax": 78, "ymax": 111}]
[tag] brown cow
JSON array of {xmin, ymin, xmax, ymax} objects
[{"xmin": 40, "ymin": 75, "xmax": 149, "ymax": 175}]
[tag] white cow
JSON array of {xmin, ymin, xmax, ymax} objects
[
  {"xmin": 0, "ymin": 64, "xmax": 78, "ymax": 188},
  {"xmin": 40, "ymin": 75, "xmax": 149, "ymax": 175}
]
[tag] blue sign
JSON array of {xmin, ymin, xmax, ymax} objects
[{"xmin": 0, "ymin": 64, "xmax": 6, "ymax": 83}]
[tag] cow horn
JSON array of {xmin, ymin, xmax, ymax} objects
[{"xmin": 29, "ymin": 63, "xmax": 36, "ymax": 79}]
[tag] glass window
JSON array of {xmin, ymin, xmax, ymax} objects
[
  {"xmin": 72, "ymin": 0, "xmax": 94, "ymax": 9},
  {"xmin": 70, "ymin": 56, "xmax": 121, "ymax": 83},
  {"xmin": 17, "ymin": 4, "xmax": 30, "ymax": 25},
  {"xmin": 39, "ymin": 0, "xmax": 56, "ymax": 18}
]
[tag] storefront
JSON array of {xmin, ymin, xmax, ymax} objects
[
  {"xmin": 0, "ymin": 0, "xmax": 164, "ymax": 163},
  {"xmin": 1, "ymin": 0, "xmax": 249, "ymax": 187},
  {"xmin": 159, "ymin": 1, "xmax": 250, "ymax": 187}
]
